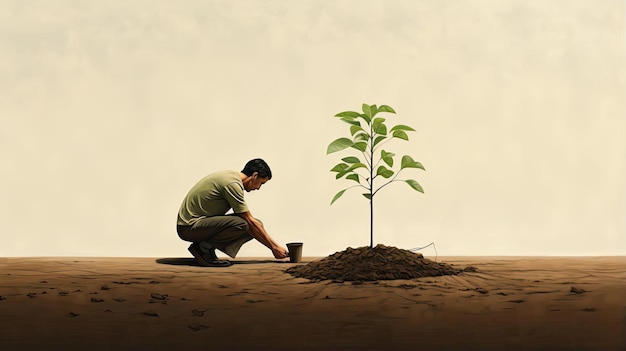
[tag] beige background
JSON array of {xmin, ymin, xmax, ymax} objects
[{"xmin": 1, "ymin": 0, "xmax": 624, "ymax": 257}]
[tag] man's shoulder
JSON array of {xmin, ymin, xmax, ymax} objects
[
  {"xmin": 208, "ymin": 169, "xmax": 237, "ymax": 177},
  {"xmin": 208, "ymin": 170, "xmax": 246, "ymax": 200},
  {"xmin": 205, "ymin": 170, "xmax": 242, "ymax": 186},
  {"xmin": 217, "ymin": 170, "xmax": 240, "ymax": 179}
]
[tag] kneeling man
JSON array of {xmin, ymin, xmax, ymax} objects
[{"xmin": 177, "ymin": 158, "xmax": 289, "ymax": 267}]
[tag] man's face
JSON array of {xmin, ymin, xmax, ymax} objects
[{"xmin": 246, "ymin": 173, "xmax": 269, "ymax": 192}]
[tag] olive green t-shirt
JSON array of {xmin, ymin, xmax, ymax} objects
[{"xmin": 177, "ymin": 170, "xmax": 249, "ymax": 226}]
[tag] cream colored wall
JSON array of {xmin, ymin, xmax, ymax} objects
[{"xmin": 1, "ymin": 0, "xmax": 624, "ymax": 257}]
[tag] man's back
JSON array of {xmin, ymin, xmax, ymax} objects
[{"xmin": 177, "ymin": 170, "xmax": 249, "ymax": 225}]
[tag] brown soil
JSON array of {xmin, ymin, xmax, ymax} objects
[{"xmin": 286, "ymin": 244, "xmax": 473, "ymax": 281}]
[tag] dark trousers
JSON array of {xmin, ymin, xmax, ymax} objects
[{"xmin": 177, "ymin": 214, "xmax": 255, "ymax": 258}]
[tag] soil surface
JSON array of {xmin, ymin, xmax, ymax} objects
[
  {"xmin": 2, "ymin": 257, "xmax": 624, "ymax": 350},
  {"xmin": 286, "ymin": 244, "xmax": 473, "ymax": 281}
]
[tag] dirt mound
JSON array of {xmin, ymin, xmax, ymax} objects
[{"xmin": 286, "ymin": 244, "xmax": 470, "ymax": 282}]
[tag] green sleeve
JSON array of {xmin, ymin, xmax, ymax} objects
[{"xmin": 223, "ymin": 182, "xmax": 249, "ymax": 214}]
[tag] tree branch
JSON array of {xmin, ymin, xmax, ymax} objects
[
  {"xmin": 350, "ymin": 171, "xmax": 372, "ymax": 190},
  {"xmin": 372, "ymin": 169, "xmax": 405, "ymax": 196},
  {"xmin": 361, "ymin": 150, "xmax": 371, "ymax": 168},
  {"xmin": 373, "ymin": 155, "xmax": 383, "ymax": 169},
  {"xmin": 372, "ymin": 137, "xmax": 393, "ymax": 153}
]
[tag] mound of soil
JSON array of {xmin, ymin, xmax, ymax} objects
[{"xmin": 286, "ymin": 244, "xmax": 471, "ymax": 282}]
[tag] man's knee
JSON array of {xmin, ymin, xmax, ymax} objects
[
  {"xmin": 233, "ymin": 215, "xmax": 262, "ymax": 229},
  {"xmin": 227, "ymin": 215, "xmax": 263, "ymax": 233},
  {"xmin": 233, "ymin": 217, "xmax": 249, "ymax": 231}
]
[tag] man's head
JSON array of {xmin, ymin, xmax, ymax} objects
[{"xmin": 241, "ymin": 158, "xmax": 272, "ymax": 192}]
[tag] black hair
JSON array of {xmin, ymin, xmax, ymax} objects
[{"xmin": 241, "ymin": 158, "xmax": 272, "ymax": 179}]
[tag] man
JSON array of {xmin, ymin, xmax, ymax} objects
[{"xmin": 177, "ymin": 158, "xmax": 289, "ymax": 267}]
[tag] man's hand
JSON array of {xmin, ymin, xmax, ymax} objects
[
  {"xmin": 236, "ymin": 211, "xmax": 288, "ymax": 260},
  {"xmin": 272, "ymin": 245, "xmax": 289, "ymax": 259}
]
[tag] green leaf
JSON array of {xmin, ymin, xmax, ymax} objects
[
  {"xmin": 362, "ymin": 103, "xmax": 372, "ymax": 119},
  {"xmin": 373, "ymin": 135, "xmax": 386, "ymax": 147},
  {"xmin": 372, "ymin": 117, "xmax": 386, "ymax": 126},
  {"xmin": 349, "ymin": 163, "xmax": 367, "ymax": 171},
  {"xmin": 381, "ymin": 150, "xmax": 395, "ymax": 167},
  {"xmin": 330, "ymin": 163, "xmax": 349, "ymax": 172},
  {"xmin": 363, "ymin": 193, "xmax": 372, "ymax": 200},
  {"xmin": 342, "ymin": 156, "xmax": 361, "ymax": 164},
  {"xmin": 359, "ymin": 113, "xmax": 371, "ymax": 124},
  {"xmin": 346, "ymin": 173, "xmax": 360, "ymax": 183},
  {"xmin": 377, "ymin": 105, "xmax": 396, "ymax": 114},
  {"xmin": 351, "ymin": 141, "xmax": 367, "ymax": 152},
  {"xmin": 370, "ymin": 104, "xmax": 378, "ymax": 117},
  {"xmin": 383, "ymin": 157, "xmax": 393, "ymax": 167},
  {"xmin": 381, "ymin": 150, "xmax": 396, "ymax": 158},
  {"xmin": 350, "ymin": 125, "xmax": 365, "ymax": 136},
  {"xmin": 353, "ymin": 132, "xmax": 369, "ymax": 142},
  {"xmin": 401, "ymin": 155, "xmax": 425, "ymax": 170},
  {"xmin": 335, "ymin": 111, "xmax": 361, "ymax": 118},
  {"xmin": 331, "ymin": 189, "xmax": 347, "ymax": 205},
  {"xmin": 392, "ymin": 130, "xmax": 409, "ymax": 141},
  {"xmin": 327, "ymin": 138, "xmax": 353, "ymax": 154},
  {"xmin": 340, "ymin": 117, "xmax": 360, "ymax": 126},
  {"xmin": 376, "ymin": 166, "xmax": 394, "ymax": 178},
  {"xmin": 337, "ymin": 164, "xmax": 365, "ymax": 178},
  {"xmin": 374, "ymin": 123, "xmax": 387, "ymax": 136},
  {"xmin": 405, "ymin": 179, "xmax": 424, "ymax": 193},
  {"xmin": 389, "ymin": 124, "xmax": 415, "ymax": 132}
]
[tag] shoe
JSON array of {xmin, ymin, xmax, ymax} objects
[{"xmin": 188, "ymin": 243, "xmax": 232, "ymax": 267}]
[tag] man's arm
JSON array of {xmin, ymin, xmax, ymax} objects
[{"xmin": 236, "ymin": 211, "xmax": 288, "ymax": 259}]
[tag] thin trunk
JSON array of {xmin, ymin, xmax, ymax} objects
[
  {"xmin": 369, "ymin": 129, "xmax": 375, "ymax": 248},
  {"xmin": 370, "ymin": 195, "xmax": 373, "ymax": 248}
]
